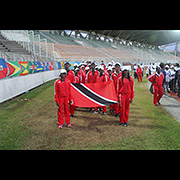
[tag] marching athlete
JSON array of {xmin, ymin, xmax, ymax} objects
[
  {"xmin": 117, "ymin": 69, "xmax": 134, "ymax": 127},
  {"xmin": 114, "ymin": 62, "xmax": 122, "ymax": 117},
  {"xmin": 136, "ymin": 65, "xmax": 143, "ymax": 82},
  {"xmin": 54, "ymin": 69, "xmax": 73, "ymax": 129},
  {"xmin": 147, "ymin": 66, "xmax": 164, "ymax": 106},
  {"xmin": 64, "ymin": 61, "xmax": 76, "ymax": 118},
  {"xmin": 93, "ymin": 66, "xmax": 110, "ymax": 115}
]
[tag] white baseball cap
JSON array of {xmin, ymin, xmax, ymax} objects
[
  {"xmin": 85, "ymin": 67, "xmax": 90, "ymax": 70},
  {"xmin": 59, "ymin": 69, "xmax": 67, "ymax": 75}
]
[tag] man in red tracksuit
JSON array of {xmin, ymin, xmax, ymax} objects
[
  {"xmin": 136, "ymin": 65, "xmax": 143, "ymax": 82},
  {"xmin": 86, "ymin": 62, "xmax": 99, "ymax": 83},
  {"xmin": 64, "ymin": 62, "xmax": 76, "ymax": 117},
  {"xmin": 54, "ymin": 69, "xmax": 73, "ymax": 129},
  {"xmin": 117, "ymin": 69, "xmax": 134, "ymax": 127},
  {"xmin": 69, "ymin": 68, "xmax": 80, "ymax": 117},
  {"xmin": 147, "ymin": 66, "xmax": 164, "ymax": 106}
]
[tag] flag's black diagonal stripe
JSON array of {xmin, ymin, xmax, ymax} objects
[{"xmin": 72, "ymin": 83, "xmax": 116, "ymax": 106}]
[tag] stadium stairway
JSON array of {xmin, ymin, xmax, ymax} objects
[{"xmin": 0, "ymin": 34, "xmax": 32, "ymax": 57}]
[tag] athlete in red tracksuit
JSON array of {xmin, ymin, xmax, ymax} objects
[
  {"xmin": 70, "ymin": 68, "xmax": 80, "ymax": 117},
  {"xmin": 114, "ymin": 63, "xmax": 122, "ymax": 117},
  {"xmin": 93, "ymin": 68, "xmax": 110, "ymax": 115},
  {"xmin": 64, "ymin": 62, "xmax": 76, "ymax": 117},
  {"xmin": 136, "ymin": 65, "xmax": 143, "ymax": 82},
  {"xmin": 117, "ymin": 69, "xmax": 134, "ymax": 126},
  {"xmin": 54, "ymin": 69, "xmax": 73, "ymax": 128},
  {"xmin": 147, "ymin": 67, "xmax": 164, "ymax": 106}
]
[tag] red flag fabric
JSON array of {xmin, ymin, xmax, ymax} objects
[{"xmin": 71, "ymin": 81, "xmax": 118, "ymax": 108}]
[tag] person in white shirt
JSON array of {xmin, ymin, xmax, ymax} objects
[
  {"xmin": 151, "ymin": 64, "xmax": 156, "ymax": 74},
  {"xmin": 165, "ymin": 65, "xmax": 171, "ymax": 93}
]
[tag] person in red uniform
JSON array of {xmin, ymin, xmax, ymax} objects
[
  {"xmin": 147, "ymin": 66, "xmax": 164, "ymax": 106},
  {"xmin": 70, "ymin": 68, "xmax": 80, "ymax": 117},
  {"xmin": 54, "ymin": 69, "xmax": 73, "ymax": 129},
  {"xmin": 114, "ymin": 62, "xmax": 122, "ymax": 117},
  {"xmin": 86, "ymin": 62, "xmax": 99, "ymax": 83},
  {"xmin": 77, "ymin": 64, "xmax": 86, "ymax": 83},
  {"xmin": 117, "ymin": 69, "xmax": 134, "ymax": 127},
  {"xmin": 108, "ymin": 66, "xmax": 117, "ymax": 112},
  {"xmin": 64, "ymin": 62, "xmax": 75, "ymax": 83},
  {"xmin": 64, "ymin": 61, "xmax": 76, "ymax": 118},
  {"xmin": 136, "ymin": 65, "xmax": 143, "ymax": 82},
  {"xmin": 93, "ymin": 66, "xmax": 110, "ymax": 115}
]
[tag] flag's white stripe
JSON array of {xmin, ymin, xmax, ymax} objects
[
  {"xmin": 80, "ymin": 83, "xmax": 118, "ymax": 103},
  {"xmin": 71, "ymin": 84, "xmax": 105, "ymax": 106}
]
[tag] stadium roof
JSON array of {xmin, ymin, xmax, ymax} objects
[{"xmin": 82, "ymin": 30, "xmax": 180, "ymax": 46}]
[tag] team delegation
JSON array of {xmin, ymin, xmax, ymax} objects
[{"xmin": 54, "ymin": 61, "xmax": 134, "ymax": 129}]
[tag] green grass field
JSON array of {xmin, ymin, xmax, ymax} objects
[{"xmin": 1, "ymin": 77, "xmax": 180, "ymax": 150}]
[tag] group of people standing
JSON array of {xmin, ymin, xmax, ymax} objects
[{"xmin": 54, "ymin": 60, "xmax": 134, "ymax": 129}]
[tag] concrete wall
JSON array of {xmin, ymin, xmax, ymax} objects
[{"xmin": 0, "ymin": 70, "xmax": 59, "ymax": 103}]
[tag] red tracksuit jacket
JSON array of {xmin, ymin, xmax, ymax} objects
[
  {"xmin": 147, "ymin": 72, "xmax": 164, "ymax": 88},
  {"xmin": 86, "ymin": 70, "xmax": 99, "ymax": 83},
  {"xmin": 99, "ymin": 73, "xmax": 110, "ymax": 83},
  {"xmin": 117, "ymin": 76, "xmax": 134, "ymax": 124},
  {"xmin": 117, "ymin": 76, "xmax": 134, "ymax": 100},
  {"xmin": 136, "ymin": 67, "xmax": 142, "ymax": 75},
  {"xmin": 54, "ymin": 78, "xmax": 72, "ymax": 104},
  {"xmin": 66, "ymin": 70, "xmax": 75, "ymax": 83}
]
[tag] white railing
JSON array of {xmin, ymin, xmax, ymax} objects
[{"xmin": 0, "ymin": 30, "xmax": 56, "ymax": 62}]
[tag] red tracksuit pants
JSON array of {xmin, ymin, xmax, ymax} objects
[
  {"xmin": 57, "ymin": 97, "xmax": 70, "ymax": 125},
  {"xmin": 70, "ymin": 105, "xmax": 76, "ymax": 115},
  {"xmin": 153, "ymin": 86, "xmax": 163, "ymax": 105},
  {"xmin": 110, "ymin": 103, "xmax": 120, "ymax": 114},
  {"xmin": 137, "ymin": 73, "xmax": 142, "ymax": 82},
  {"xmin": 119, "ymin": 94, "xmax": 131, "ymax": 124},
  {"xmin": 94, "ymin": 106, "xmax": 106, "ymax": 113}
]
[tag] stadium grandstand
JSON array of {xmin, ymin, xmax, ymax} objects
[{"xmin": 1, "ymin": 30, "xmax": 180, "ymax": 67}]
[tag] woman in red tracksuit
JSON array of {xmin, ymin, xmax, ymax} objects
[
  {"xmin": 147, "ymin": 66, "xmax": 164, "ymax": 106},
  {"xmin": 136, "ymin": 65, "xmax": 142, "ymax": 82},
  {"xmin": 117, "ymin": 69, "xmax": 134, "ymax": 127},
  {"xmin": 54, "ymin": 69, "xmax": 73, "ymax": 129}
]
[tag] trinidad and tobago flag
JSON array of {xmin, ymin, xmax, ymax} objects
[{"xmin": 71, "ymin": 81, "xmax": 118, "ymax": 107}]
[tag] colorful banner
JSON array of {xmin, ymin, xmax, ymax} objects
[
  {"xmin": 28, "ymin": 61, "xmax": 37, "ymax": 74},
  {"xmin": 0, "ymin": 59, "xmax": 80, "ymax": 80},
  {"xmin": 18, "ymin": 61, "xmax": 30, "ymax": 76},
  {"xmin": 6, "ymin": 61, "xmax": 21, "ymax": 78},
  {"xmin": 0, "ymin": 58, "xmax": 8, "ymax": 79}
]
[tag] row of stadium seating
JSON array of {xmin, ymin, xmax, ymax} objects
[
  {"xmin": 40, "ymin": 31, "xmax": 180, "ymax": 63},
  {"xmin": 1, "ymin": 30, "xmax": 180, "ymax": 64}
]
